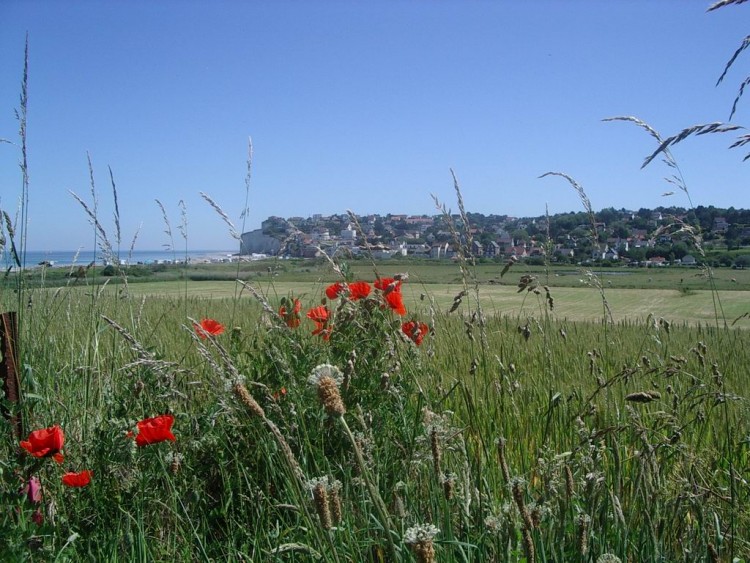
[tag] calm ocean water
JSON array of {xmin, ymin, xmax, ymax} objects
[{"xmin": 6, "ymin": 249, "xmax": 240, "ymax": 268}]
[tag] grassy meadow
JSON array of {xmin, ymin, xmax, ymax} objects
[{"xmin": 1, "ymin": 257, "xmax": 749, "ymax": 562}]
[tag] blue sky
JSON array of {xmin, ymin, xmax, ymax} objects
[{"xmin": 0, "ymin": 0, "xmax": 748, "ymax": 251}]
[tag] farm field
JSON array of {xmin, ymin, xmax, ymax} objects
[
  {"xmin": 2, "ymin": 261, "xmax": 750, "ymax": 560},
  {"xmin": 52, "ymin": 260, "xmax": 749, "ymax": 327}
]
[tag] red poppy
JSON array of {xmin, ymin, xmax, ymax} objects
[
  {"xmin": 402, "ymin": 321, "xmax": 429, "ymax": 345},
  {"xmin": 62, "ymin": 470, "xmax": 92, "ymax": 488},
  {"xmin": 273, "ymin": 387, "xmax": 288, "ymax": 401},
  {"xmin": 374, "ymin": 277, "xmax": 401, "ymax": 294},
  {"xmin": 307, "ymin": 305, "xmax": 329, "ymax": 323},
  {"xmin": 279, "ymin": 298, "xmax": 302, "ymax": 328},
  {"xmin": 307, "ymin": 306, "xmax": 332, "ymax": 340},
  {"xmin": 194, "ymin": 318, "xmax": 225, "ymax": 339},
  {"xmin": 348, "ymin": 281, "xmax": 372, "ymax": 300},
  {"xmin": 325, "ymin": 282, "xmax": 346, "ymax": 299},
  {"xmin": 130, "ymin": 415, "xmax": 176, "ymax": 447},
  {"xmin": 384, "ymin": 290, "xmax": 407, "ymax": 316},
  {"xmin": 20, "ymin": 425, "xmax": 65, "ymax": 463}
]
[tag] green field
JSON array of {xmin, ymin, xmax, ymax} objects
[
  {"xmin": 53, "ymin": 259, "xmax": 749, "ymax": 328},
  {"xmin": 2, "ymin": 261, "xmax": 749, "ymax": 561}
]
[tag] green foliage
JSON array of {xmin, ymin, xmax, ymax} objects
[{"xmin": 1, "ymin": 273, "xmax": 749, "ymax": 561}]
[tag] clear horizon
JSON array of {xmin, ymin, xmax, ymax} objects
[{"xmin": 1, "ymin": 0, "xmax": 748, "ymax": 251}]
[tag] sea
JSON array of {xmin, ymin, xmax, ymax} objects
[{"xmin": 4, "ymin": 249, "xmax": 244, "ymax": 269}]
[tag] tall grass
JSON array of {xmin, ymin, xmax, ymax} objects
[{"xmin": 2, "ymin": 284, "xmax": 748, "ymax": 561}]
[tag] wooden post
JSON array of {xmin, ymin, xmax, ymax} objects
[{"xmin": 1, "ymin": 311, "xmax": 23, "ymax": 440}]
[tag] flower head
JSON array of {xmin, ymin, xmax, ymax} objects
[
  {"xmin": 403, "ymin": 523, "xmax": 440, "ymax": 545},
  {"xmin": 62, "ymin": 470, "xmax": 92, "ymax": 488},
  {"xmin": 307, "ymin": 305, "xmax": 329, "ymax": 323},
  {"xmin": 194, "ymin": 318, "xmax": 225, "ymax": 339},
  {"xmin": 24, "ymin": 476, "xmax": 42, "ymax": 504},
  {"xmin": 279, "ymin": 298, "xmax": 302, "ymax": 328},
  {"xmin": 404, "ymin": 523, "xmax": 440, "ymax": 563},
  {"xmin": 308, "ymin": 364, "xmax": 345, "ymax": 387},
  {"xmin": 402, "ymin": 320, "xmax": 429, "ymax": 345},
  {"xmin": 308, "ymin": 364, "xmax": 345, "ymax": 417},
  {"xmin": 374, "ymin": 277, "xmax": 401, "ymax": 294},
  {"xmin": 130, "ymin": 414, "xmax": 176, "ymax": 447},
  {"xmin": 385, "ymin": 290, "xmax": 407, "ymax": 316},
  {"xmin": 325, "ymin": 282, "xmax": 347, "ymax": 300},
  {"xmin": 20, "ymin": 425, "xmax": 65, "ymax": 463},
  {"xmin": 348, "ymin": 281, "xmax": 372, "ymax": 300},
  {"xmin": 307, "ymin": 306, "xmax": 333, "ymax": 340}
]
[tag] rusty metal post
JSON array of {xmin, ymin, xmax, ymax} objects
[{"xmin": 1, "ymin": 311, "xmax": 23, "ymax": 440}]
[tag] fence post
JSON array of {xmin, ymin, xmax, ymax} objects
[{"xmin": 1, "ymin": 311, "xmax": 23, "ymax": 440}]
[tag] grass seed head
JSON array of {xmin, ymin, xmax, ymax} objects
[
  {"xmin": 318, "ymin": 376, "xmax": 345, "ymax": 417},
  {"xmin": 309, "ymin": 364, "xmax": 346, "ymax": 417},
  {"xmin": 312, "ymin": 481, "xmax": 332, "ymax": 530},
  {"xmin": 565, "ymin": 465, "xmax": 575, "ymax": 498},
  {"xmin": 328, "ymin": 479, "xmax": 343, "ymax": 525},
  {"xmin": 625, "ymin": 391, "xmax": 660, "ymax": 403},
  {"xmin": 233, "ymin": 383, "xmax": 265, "ymax": 418},
  {"xmin": 430, "ymin": 427, "xmax": 442, "ymax": 476},
  {"xmin": 576, "ymin": 514, "xmax": 591, "ymax": 555},
  {"xmin": 510, "ymin": 477, "xmax": 534, "ymax": 530},
  {"xmin": 440, "ymin": 472, "xmax": 456, "ymax": 500}
]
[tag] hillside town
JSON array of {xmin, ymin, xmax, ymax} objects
[{"xmin": 240, "ymin": 205, "xmax": 750, "ymax": 268}]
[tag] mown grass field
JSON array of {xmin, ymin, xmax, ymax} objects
[
  {"xmin": 108, "ymin": 281, "xmax": 750, "ymax": 327},
  {"xmin": 43, "ymin": 259, "xmax": 747, "ymax": 327}
]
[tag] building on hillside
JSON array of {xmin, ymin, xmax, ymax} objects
[
  {"xmin": 430, "ymin": 243, "xmax": 450, "ymax": 259},
  {"xmin": 311, "ymin": 228, "xmax": 330, "ymax": 242},
  {"xmin": 713, "ymin": 217, "xmax": 730, "ymax": 233},
  {"xmin": 340, "ymin": 224, "xmax": 357, "ymax": 245},
  {"xmin": 508, "ymin": 245, "xmax": 528, "ymax": 259},
  {"xmin": 471, "ymin": 240, "xmax": 483, "ymax": 257},
  {"xmin": 484, "ymin": 241, "xmax": 501, "ymax": 258},
  {"xmin": 646, "ymin": 256, "xmax": 667, "ymax": 267}
]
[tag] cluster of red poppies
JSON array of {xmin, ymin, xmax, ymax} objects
[
  {"xmin": 276, "ymin": 278, "xmax": 429, "ymax": 346},
  {"xmin": 19, "ymin": 415, "xmax": 176, "ymax": 522}
]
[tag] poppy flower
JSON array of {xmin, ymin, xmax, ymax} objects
[
  {"xmin": 374, "ymin": 277, "xmax": 401, "ymax": 294},
  {"xmin": 20, "ymin": 425, "xmax": 65, "ymax": 463},
  {"xmin": 273, "ymin": 387, "xmax": 288, "ymax": 401},
  {"xmin": 307, "ymin": 306, "xmax": 332, "ymax": 340},
  {"xmin": 62, "ymin": 470, "xmax": 92, "ymax": 488},
  {"xmin": 348, "ymin": 281, "xmax": 372, "ymax": 300},
  {"xmin": 279, "ymin": 298, "xmax": 302, "ymax": 328},
  {"xmin": 384, "ymin": 290, "xmax": 407, "ymax": 316},
  {"xmin": 194, "ymin": 318, "xmax": 225, "ymax": 339},
  {"xmin": 130, "ymin": 415, "xmax": 176, "ymax": 447},
  {"xmin": 402, "ymin": 321, "xmax": 429, "ymax": 345},
  {"xmin": 325, "ymin": 282, "xmax": 347, "ymax": 299},
  {"xmin": 307, "ymin": 305, "xmax": 329, "ymax": 323}
]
